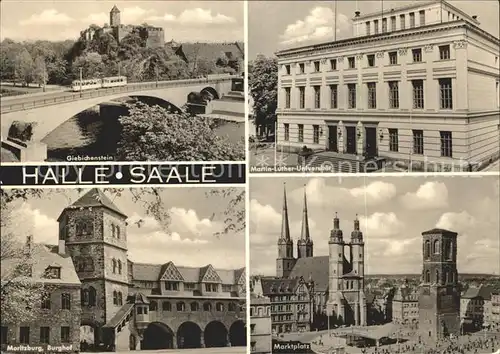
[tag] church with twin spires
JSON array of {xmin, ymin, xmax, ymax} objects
[{"xmin": 260, "ymin": 183, "xmax": 367, "ymax": 333}]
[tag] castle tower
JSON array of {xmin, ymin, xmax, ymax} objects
[
  {"xmin": 276, "ymin": 184, "xmax": 295, "ymax": 278},
  {"xmin": 110, "ymin": 5, "xmax": 121, "ymax": 27},
  {"xmin": 297, "ymin": 186, "xmax": 313, "ymax": 259},
  {"xmin": 418, "ymin": 228, "xmax": 460, "ymax": 342},
  {"xmin": 326, "ymin": 213, "xmax": 345, "ymax": 323},
  {"xmin": 57, "ymin": 189, "xmax": 129, "ymax": 337},
  {"xmin": 350, "ymin": 215, "xmax": 367, "ymax": 326}
]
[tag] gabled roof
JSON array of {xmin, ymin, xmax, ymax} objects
[
  {"xmin": 1, "ymin": 243, "xmax": 80, "ymax": 286},
  {"xmin": 175, "ymin": 42, "xmax": 244, "ymax": 63},
  {"xmin": 199, "ymin": 264, "xmax": 222, "ymax": 283},
  {"xmin": 58, "ymin": 188, "xmax": 127, "ymax": 221},
  {"xmin": 288, "ymin": 256, "xmax": 329, "ymax": 292},
  {"xmin": 159, "ymin": 261, "xmax": 184, "ymax": 282},
  {"xmin": 462, "ymin": 285, "xmax": 495, "ymax": 300}
]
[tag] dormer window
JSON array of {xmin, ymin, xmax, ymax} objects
[
  {"xmin": 43, "ymin": 266, "xmax": 61, "ymax": 279},
  {"xmin": 205, "ymin": 283, "xmax": 218, "ymax": 292},
  {"xmin": 165, "ymin": 281, "xmax": 179, "ymax": 291}
]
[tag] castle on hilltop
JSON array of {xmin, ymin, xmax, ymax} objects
[{"xmin": 81, "ymin": 5, "xmax": 165, "ymax": 48}]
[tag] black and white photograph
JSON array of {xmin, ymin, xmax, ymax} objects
[
  {"xmin": 248, "ymin": 0, "xmax": 500, "ymax": 173},
  {"xmin": 0, "ymin": 187, "xmax": 246, "ymax": 353},
  {"xmin": 0, "ymin": 1, "xmax": 245, "ymax": 163},
  {"xmin": 249, "ymin": 175, "xmax": 500, "ymax": 353}
]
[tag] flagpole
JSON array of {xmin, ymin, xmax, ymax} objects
[{"xmin": 334, "ymin": 0, "xmax": 338, "ymax": 41}]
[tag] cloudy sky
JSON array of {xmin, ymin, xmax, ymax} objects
[
  {"xmin": 250, "ymin": 175, "xmax": 499, "ymax": 276},
  {"xmin": 1, "ymin": 1, "xmax": 243, "ymax": 42},
  {"xmin": 4, "ymin": 187, "xmax": 245, "ymax": 270},
  {"xmin": 248, "ymin": 0, "xmax": 500, "ymax": 59}
]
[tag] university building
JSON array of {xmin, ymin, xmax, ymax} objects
[
  {"xmin": 276, "ymin": 0, "xmax": 500, "ymax": 171},
  {"xmin": 1, "ymin": 189, "xmax": 246, "ymax": 351}
]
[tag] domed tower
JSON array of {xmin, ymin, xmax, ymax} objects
[
  {"xmin": 350, "ymin": 215, "xmax": 366, "ymax": 326},
  {"xmin": 418, "ymin": 228, "xmax": 460, "ymax": 341},
  {"xmin": 57, "ymin": 188, "xmax": 129, "ymax": 334},
  {"xmin": 276, "ymin": 183, "xmax": 295, "ymax": 278},
  {"xmin": 297, "ymin": 186, "xmax": 313, "ymax": 259},
  {"xmin": 327, "ymin": 213, "xmax": 345, "ymax": 322},
  {"xmin": 110, "ymin": 5, "xmax": 121, "ymax": 27}
]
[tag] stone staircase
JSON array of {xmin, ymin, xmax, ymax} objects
[{"xmin": 305, "ymin": 151, "xmax": 385, "ymax": 173}]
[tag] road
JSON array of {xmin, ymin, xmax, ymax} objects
[{"xmin": 482, "ymin": 158, "xmax": 500, "ymax": 172}]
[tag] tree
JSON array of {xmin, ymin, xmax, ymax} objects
[
  {"xmin": 33, "ymin": 56, "xmax": 48, "ymax": 88},
  {"xmin": 72, "ymin": 52, "xmax": 105, "ymax": 79},
  {"xmin": 249, "ymin": 55, "xmax": 278, "ymax": 140},
  {"xmin": 14, "ymin": 48, "xmax": 35, "ymax": 85},
  {"xmin": 116, "ymin": 102, "xmax": 245, "ymax": 161}
]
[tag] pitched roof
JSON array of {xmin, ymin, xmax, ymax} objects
[
  {"xmin": 260, "ymin": 277, "xmax": 302, "ymax": 295},
  {"xmin": 462, "ymin": 285, "xmax": 495, "ymax": 300},
  {"xmin": 58, "ymin": 188, "xmax": 127, "ymax": 220},
  {"xmin": 1, "ymin": 243, "xmax": 80, "ymax": 286},
  {"xmin": 131, "ymin": 261, "xmax": 243, "ymax": 285},
  {"xmin": 175, "ymin": 42, "xmax": 244, "ymax": 63},
  {"xmin": 104, "ymin": 303, "xmax": 133, "ymax": 328},
  {"xmin": 288, "ymin": 256, "xmax": 329, "ymax": 292},
  {"xmin": 110, "ymin": 5, "xmax": 120, "ymax": 13}
]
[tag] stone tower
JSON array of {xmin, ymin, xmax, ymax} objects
[
  {"xmin": 297, "ymin": 186, "xmax": 313, "ymax": 259},
  {"xmin": 110, "ymin": 5, "xmax": 121, "ymax": 27},
  {"xmin": 418, "ymin": 228, "xmax": 460, "ymax": 341},
  {"xmin": 350, "ymin": 215, "xmax": 367, "ymax": 326},
  {"xmin": 276, "ymin": 184, "xmax": 295, "ymax": 278},
  {"xmin": 57, "ymin": 189, "xmax": 129, "ymax": 335},
  {"xmin": 327, "ymin": 213, "xmax": 345, "ymax": 323}
]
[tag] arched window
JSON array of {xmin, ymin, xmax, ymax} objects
[
  {"xmin": 203, "ymin": 302, "xmax": 212, "ymax": 311},
  {"xmin": 112, "ymin": 259, "xmax": 117, "ymax": 273},
  {"xmin": 149, "ymin": 300, "xmax": 157, "ymax": 311},
  {"xmin": 190, "ymin": 302, "xmax": 199, "ymax": 311},
  {"xmin": 447, "ymin": 240, "xmax": 453, "ymax": 260},
  {"xmin": 162, "ymin": 301, "xmax": 171, "ymax": 311},
  {"xmin": 435, "ymin": 270, "xmax": 440, "ymax": 284},
  {"xmin": 76, "ymin": 257, "xmax": 85, "ymax": 272},
  {"xmin": 118, "ymin": 260, "xmax": 122, "ymax": 275},
  {"xmin": 81, "ymin": 289, "xmax": 89, "ymax": 305},
  {"xmin": 88, "ymin": 287, "xmax": 96, "ymax": 306},
  {"xmin": 113, "ymin": 291, "xmax": 118, "ymax": 305},
  {"xmin": 433, "ymin": 240, "xmax": 440, "ymax": 254},
  {"xmin": 425, "ymin": 270, "xmax": 430, "ymax": 283},
  {"xmin": 216, "ymin": 302, "xmax": 224, "ymax": 311},
  {"xmin": 116, "ymin": 227, "xmax": 120, "ymax": 239},
  {"xmin": 111, "ymin": 224, "xmax": 116, "ymax": 238},
  {"xmin": 424, "ymin": 240, "xmax": 431, "ymax": 259},
  {"xmin": 118, "ymin": 292, "xmax": 123, "ymax": 305},
  {"xmin": 176, "ymin": 302, "xmax": 185, "ymax": 311},
  {"xmin": 228, "ymin": 303, "xmax": 236, "ymax": 312}
]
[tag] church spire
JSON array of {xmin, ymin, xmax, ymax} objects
[
  {"xmin": 280, "ymin": 183, "xmax": 290, "ymax": 241},
  {"xmin": 300, "ymin": 185, "xmax": 311, "ymax": 242}
]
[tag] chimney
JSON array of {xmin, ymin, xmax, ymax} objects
[{"xmin": 355, "ymin": 11, "xmax": 361, "ymax": 17}]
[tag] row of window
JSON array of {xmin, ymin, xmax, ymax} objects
[
  {"xmin": 164, "ymin": 281, "xmax": 222, "ymax": 292},
  {"xmin": 250, "ymin": 306, "xmax": 271, "ymax": 317},
  {"xmin": 0, "ymin": 326, "xmax": 71, "ymax": 345},
  {"xmin": 424, "ymin": 239, "xmax": 454, "ymax": 259},
  {"xmin": 284, "ymin": 45, "xmax": 451, "ymax": 75},
  {"xmin": 283, "ymin": 78, "xmax": 453, "ymax": 110},
  {"xmin": 282, "ymin": 124, "xmax": 454, "ymax": 158},
  {"xmin": 272, "ymin": 314, "xmax": 294, "ymax": 322},
  {"xmin": 112, "ymin": 259, "xmax": 123, "ymax": 274},
  {"xmin": 365, "ymin": 10, "xmax": 425, "ymax": 35},
  {"xmin": 41, "ymin": 293, "xmax": 72, "ymax": 310},
  {"xmin": 423, "ymin": 269, "xmax": 456, "ymax": 284},
  {"xmin": 270, "ymin": 295, "xmax": 306, "ymax": 302},
  {"xmin": 145, "ymin": 301, "xmax": 238, "ymax": 312},
  {"xmin": 81, "ymin": 287, "xmax": 97, "ymax": 306}
]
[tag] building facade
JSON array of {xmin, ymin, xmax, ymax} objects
[
  {"xmin": 460, "ymin": 285, "xmax": 495, "ymax": 331},
  {"xmin": 250, "ymin": 293, "xmax": 272, "ymax": 354},
  {"xmin": 1, "ymin": 189, "xmax": 246, "ymax": 351},
  {"xmin": 392, "ymin": 280, "xmax": 419, "ymax": 326},
  {"xmin": 0, "ymin": 241, "xmax": 82, "ymax": 352},
  {"xmin": 275, "ymin": 0, "xmax": 500, "ymax": 171},
  {"xmin": 491, "ymin": 292, "xmax": 500, "ymax": 329},
  {"xmin": 418, "ymin": 228, "xmax": 460, "ymax": 341}
]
